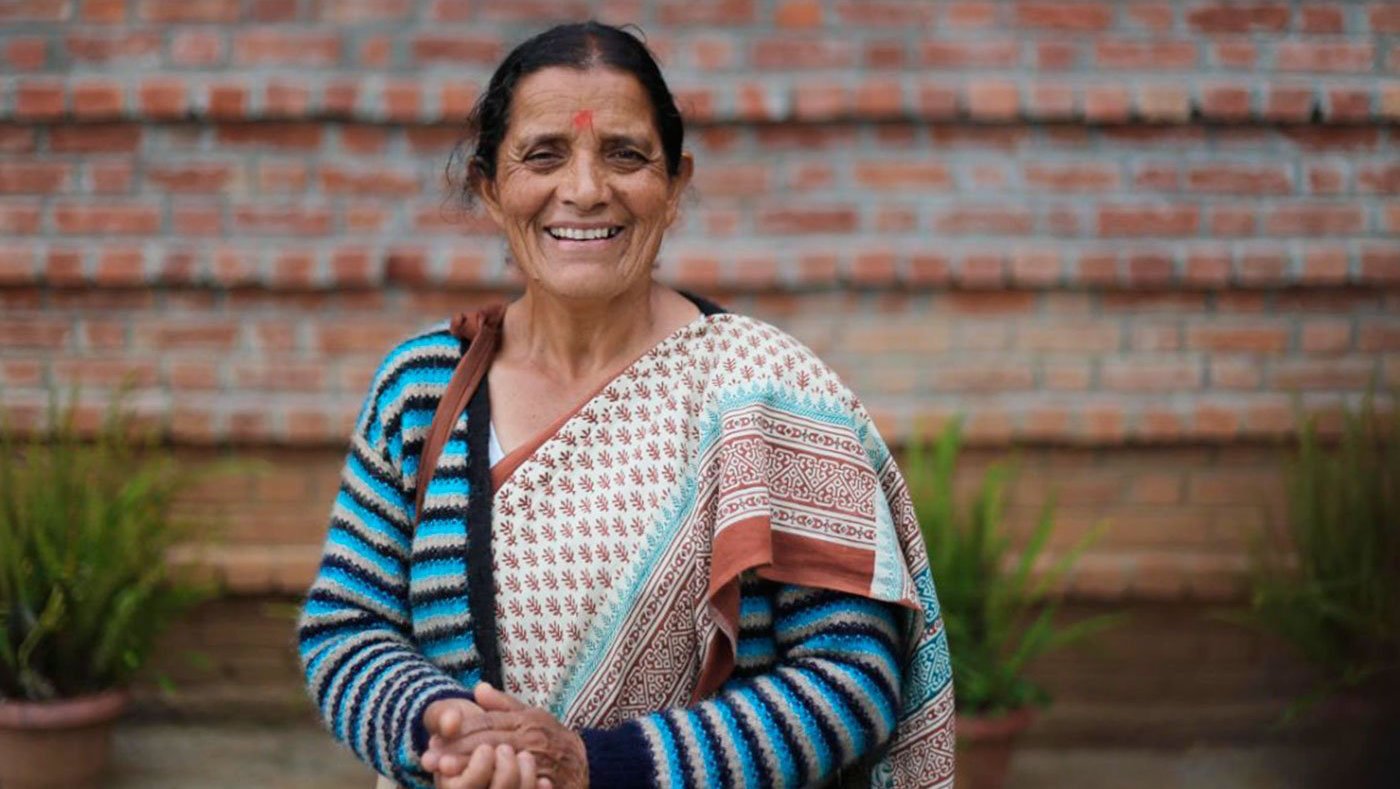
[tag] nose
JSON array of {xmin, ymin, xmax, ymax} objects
[{"xmin": 559, "ymin": 151, "xmax": 608, "ymax": 212}]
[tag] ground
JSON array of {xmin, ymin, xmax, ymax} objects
[{"xmin": 110, "ymin": 723, "xmax": 1329, "ymax": 788}]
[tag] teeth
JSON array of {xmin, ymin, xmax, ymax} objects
[{"xmin": 548, "ymin": 226, "xmax": 618, "ymax": 241}]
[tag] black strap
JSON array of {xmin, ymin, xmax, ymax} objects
[{"xmin": 463, "ymin": 379, "xmax": 503, "ymax": 688}]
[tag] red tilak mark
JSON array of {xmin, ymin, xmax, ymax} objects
[{"xmin": 571, "ymin": 110, "xmax": 593, "ymax": 130}]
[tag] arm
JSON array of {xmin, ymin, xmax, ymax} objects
[
  {"xmin": 581, "ymin": 580, "xmax": 904, "ymax": 788},
  {"xmin": 298, "ymin": 358, "xmax": 475, "ymax": 789}
]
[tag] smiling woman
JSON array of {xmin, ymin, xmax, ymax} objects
[{"xmin": 297, "ymin": 22, "xmax": 954, "ymax": 789}]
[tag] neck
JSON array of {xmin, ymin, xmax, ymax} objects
[{"xmin": 504, "ymin": 281, "xmax": 660, "ymax": 381}]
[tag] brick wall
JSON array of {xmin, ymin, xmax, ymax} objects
[{"xmin": 2, "ymin": 1, "xmax": 1397, "ymax": 601}]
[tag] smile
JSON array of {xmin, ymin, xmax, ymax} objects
[{"xmin": 546, "ymin": 226, "xmax": 624, "ymax": 241}]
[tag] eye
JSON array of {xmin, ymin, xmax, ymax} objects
[
  {"xmin": 609, "ymin": 149, "xmax": 648, "ymax": 164},
  {"xmin": 524, "ymin": 149, "xmax": 562, "ymax": 165}
]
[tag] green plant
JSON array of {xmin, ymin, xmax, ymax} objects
[
  {"xmin": 907, "ymin": 417, "xmax": 1122, "ymax": 716},
  {"xmin": 1235, "ymin": 392, "xmax": 1400, "ymax": 719},
  {"xmin": 0, "ymin": 393, "xmax": 211, "ymax": 701}
]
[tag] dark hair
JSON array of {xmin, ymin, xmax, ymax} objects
[{"xmin": 449, "ymin": 22, "xmax": 685, "ymax": 207}]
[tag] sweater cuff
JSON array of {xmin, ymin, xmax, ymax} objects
[{"xmin": 580, "ymin": 721, "xmax": 655, "ymax": 789}]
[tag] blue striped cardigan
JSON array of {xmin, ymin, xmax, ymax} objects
[{"xmin": 298, "ymin": 324, "xmax": 905, "ymax": 787}]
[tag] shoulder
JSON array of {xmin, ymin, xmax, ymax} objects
[
  {"xmin": 695, "ymin": 313, "xmax": 860, "ymax": 411},
  {"xmin": 355, "ymin": 321, "xmax": 462, "ymax": 442}
]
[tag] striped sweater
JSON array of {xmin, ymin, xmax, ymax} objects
[{"xmin": 298, "ymin": 322, "xmax": 905, "ymax": 788}]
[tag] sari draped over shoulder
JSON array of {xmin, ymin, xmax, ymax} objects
[{"xmin": 413, "ymin": 310, "xmax": 955, "ymax": 786}]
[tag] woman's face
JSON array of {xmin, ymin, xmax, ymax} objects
[{"xmin": 474, "ymin": 66, "xmax": 693, "ymax": 303}]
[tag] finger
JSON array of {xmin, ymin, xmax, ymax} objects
[
  {"xmin": 474, "ymin": 682, "xmax": 526, "ymax": 712},
  {"xmin": 457, "ymin": 743, "xmax": 496, "ymax": 789},
  {"xmin": 536, "ymin": 778, "xmax": 552, "ymax": 789},
  {"xmin": 440, "ymin": 705, "xmax": 463, "ymax": 739},
  {"xmin": 516, "ymin": 750, "xmax": 538, "ymax": 789},
  {"xmin": 437, "ymin": 752, "xmax": 466, "ymax": 778},
  {"xmin": 421, "ymin": 745, "xmax": 441, "ymax": 773},
  {"xmin": 489, "ymin": 744, "xmax": 518, "ymax": 789}
]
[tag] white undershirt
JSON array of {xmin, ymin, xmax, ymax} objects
[{"xmin": 487, "ymin": 420, "xmax": 505, "ymax": 467}]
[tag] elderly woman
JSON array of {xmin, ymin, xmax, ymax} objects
[{"xmin": 298, "ymin": 21, "xmax": 953, "ymax": 789}]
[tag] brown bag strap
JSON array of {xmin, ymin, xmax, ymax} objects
[{"xmin": 411, "ymin": 303, "xmax": 506, "ymax": 522}]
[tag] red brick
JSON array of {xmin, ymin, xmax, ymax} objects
[
  {"xmin": 1188, "ymin": 164, "xmax": 1291, "ymax": 195},
  {"xmin": 1299, "ymin": 319, "xmax": 1353, "ymax": 353},
  {"xmin": 54, "ymin": 203, "xmax": 160, "ymax": 235},
  {"xmin": 88, "ymin": 160, "xmax": 137, "ymax": 194},
  {"xmin": 834, "ymin": 0, "xmax": 932, "ymax": 26},
  {"xmin": 1095, "ymin": 40, "xmax": 1197, "ymax": 69},
  {"xmin": 936, "ymin": 206, "xmax": 1033, "ymax": 235},
  {"xmin": 853, "ymin": 161, "xmax": 952, "ymax": 190},
  {"xmin": 1187, "ymin": 3, "xmax": 1290, "ymax": 32},
  {"xmin": 1098, "ymin": 205, "xmax": 1199, "ymax": 237},
  {"xmin": 148, "ymin": 163, "xmax": 236, "ymax": 193},
  {"xmin": 1358, "ymin": 164, "xmax": 1400, "ymax": 195},
  {"xmin": 1299, "ymin": 4, "xmax": 1345, "ymax": 32},
  {"xmin": 1212, "ymin": 358, "xmax": 1265, "ymax": 390},
  {"xmin": 775, "ymin": 0, "xmax": 822, "ymax": 27},
  {"xmin": 1235, "ymin": 248, "xmax": 1291, "ymax": 286},
  {"xmin": 137, "ymin": 320, "xmax": 240, "ymax": 352},
  {"xmin": 410, "ymin": 34, "xmax": 503, "ymax": 65},
  {"xmin": 217, "ymin": 123, "xmax": 323, "ymax": 150},
  {"xmin": 15, "ymin": 80, "xmax": 65, "ymax": 119},
  {"xmin": 172, "ymin": 204, "xmax": 223, "ymax": 236},
  {"xmin": 1373, "ymin": 4, "xmax": 1400, "ymax": 33},
  {"xmin": 965, "ymin": 80, "xmax": 1020, "ymax": 120},
  {"xmin": 170, "ymin": 30, "xmax": 226, "ymax": 67},
  {"xmin": 1212, "ymin": 39, "xmax": 1258, "ymax": 69},
  {"xmin": 320, "ymin": 165, "xmax": 418, "ymax": 196},
  {"xmin": 1137, "ymin": 85, "xmax": 1191, "ymax": 121},
  {"xmin": 0, "ymin": 163, "xmax": 68, "ymax": 194},
  {"xmin": 52, "ymin": 358, "xmax": 159, "ymax": 388},
  {"xmin": 0, "ymin": 318, "xmax": 71, "ymax": 349},
  {"xmin": 138, "ymin": 0, "xmax": 239, "ymax": 22},
  {"xmin": 233, "ymin": 204, "xmax": 332, "ymax": 236},
  {"xmin": 312, "ymin": 0, "xmax": 414, "ymax": 21},
  {"xmin": 1016, "ymin": 2, "xmax": 1113, "ymax": 30},
  {"xmin": 1299, "ymin": 245, "xmax": 1351, "ymax": 284},
  {"xmin": 263, "ymin": 80, "xmax": 311, "ymax": 117},
  {"xmin": 1187, "ymin": 322, "xmax": 1290, "ymax": 353},
  {"xmin": 233, "ymin": 31, "xmax": 341, "ymax": 67},
  {"xmin": 65, "ymin": 31, "xmax": 160, "ymax": 63},
  {"xmin": 757, "ymin": 206, "xmax": 858, "ymax": 234},
  {"xmin": 1271, "ymin": 358, "xmax": 1378, "ymax": 390},
  {"xmin": 5, "ymin": 36, "xmax": 47, "ymax": 70},
  {"xmin": 1101, "ymin": 359, "xmax": 1202, "ymax": 392},
  {"xmin": 1025, "ymin": 163, "xmax": 1118, "ymax": 192},
  {"xmin": 1359, "ymin": 246, "xmax": 1400, "ymax": 283},
  {"xmin": 1198, "ymin": 84, "xmax": 1253, "ymax": 120},
  {"xmin": 205, "ymin": 82, "xmax": 249, "ymax": 119},
  {"xmin": 1324, "ymin": 87, "xmax": 1372, "ymax": 121},
  {"xmin": 657, "ymin": 0, "xmax": 755, "ymax": 25},
  {"xmin": 921, "ymin": 39, "xmax": 1019, "ymax": 68},
  {"xmin": 1276, "ymin": 42, "xmax": 1375, "ymax": 73},
  {"xmin": 75, "ymin": 0, "xmax": 122, "ymax": 22},
  {"xmin": 1358, "ymin": 320, "xmax": 1400, "ymax": 351},
  {"xmin": 94, "ymin": 247, "xmax": 147, "ymax": 285},
  {"xmin": 380, "ymin": 82, "xmax": 422, "ymax": 122},
  {"xmin": 1083, "ymin": 86, "xmax": 1131, "ymax": 122},
  {"xmin": 1124, "ymin": 3, "xmax": 1173, "ymax": 30},
  {"xmin": 1265, "ymin": 204, "xmax": 1365, "ymax": 235}
]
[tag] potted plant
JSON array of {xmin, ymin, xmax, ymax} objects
[
  {"xmin": 905, "ymin": 418, "xmax": 1122, "ymax": 789},
  {"xmin": 1230, "ymin": 392, "xmax": 1399, "ymax": 782},
  {"xmin": 0, "ymin": 394, "xmax": 210, "ymax": 789}
]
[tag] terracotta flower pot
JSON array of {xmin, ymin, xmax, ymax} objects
[
  {"xmin": 954, "ymin": 707, "xmax": 1037, "ymax": 789},
  {"xmin": 0, "ymin": 689, "xmax": 129, "ymax": 789}
]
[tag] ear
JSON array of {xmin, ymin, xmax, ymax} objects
[
  {"xmin": 469, "ymin": 160, "xmax": 506, "ymax": 228},
  {"xmin": 663, "ymin": 151, "xmax": 694, "ymax": 228}
]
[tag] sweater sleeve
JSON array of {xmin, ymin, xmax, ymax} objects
[
  {"xmin": 297, "ymin": 352, "xmax": 473, "ymax": 789},
  {"xmin": 580, "ymin": 582, "xmax": 904, "ymax": 788}
]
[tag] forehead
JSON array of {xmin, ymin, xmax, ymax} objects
[{"xmin": 507, "ymin": 66, "xmax": 657, "ymax": 138}]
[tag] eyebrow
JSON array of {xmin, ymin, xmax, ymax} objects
[{"xmin": 515, "ymin": 132, "xmax": 656, "ymax": 151}]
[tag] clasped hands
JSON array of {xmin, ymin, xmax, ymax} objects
[{"xmin": 420, "ymin": 682, "xmax": 588, "ymax": 789}]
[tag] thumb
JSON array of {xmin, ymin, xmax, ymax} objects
[{"xmin": 474, "ymin": 681, "xmax": 526, "ymax": 712}]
